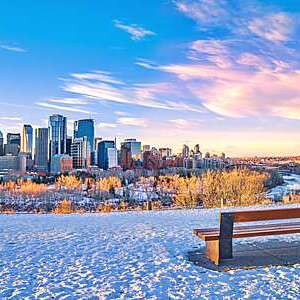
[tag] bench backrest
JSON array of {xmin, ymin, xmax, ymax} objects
[
  {"xmin": 218, "ymin": 208, "xmax": 300, "ymax": 243},
  {"xmin": 222, "ymin": 207, "xmax": 300, "ymax": 223}
]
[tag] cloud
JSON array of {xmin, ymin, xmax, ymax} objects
[
  {"xmin": 114, "ymin": 111, "xmax": 129, "ymax": 116},
  {"xmin": 117, "ymin": 117, "xmax": 148, "ymax": 127},
  {"xmin": 48, "ymin": 98, "xmax": 89, "ymax": 105},
  {"xmin": 113, "ymin": 20, "xmax": 156, "ymax": 41},
  {"xmin": 154, "ymin": 60, "xmax": 300, "ymax": 119},
  {"xmin": 0, "ymin": 44, "xmax": 26, "ymax": 52},
  {"xmin": 174, "ymin": 0, "xmax": 229, "ymax": 26},
  {"xmin": 60, "ymin": 70, "xmax": 202, "ymax": 112},
  {"xmin": 188, "ymin": 39, "xmax": 233, "ymax": 68},
  {"xmin": 248, "ymin": 13, "xmax": 294, "ymax": 42},
  {"xmin": 36, "ymin": 102, "xmax": 91, "ymax": 114},
  {"xmin": 169, "ymin": 118, "xmax": 190, "ymax": 129},
  {"xmin": 97, "ymin": 122, "xmax": 118, "ymax": 129},
  {"xmin": 132, "ymin": 0, "xmax": 299, "ymax": 120},
  {"xmin": 174, "ymin": 1, "xmax": 298, "ymax": 44},
  {"xmin": 71, "ymin": 70, "xmax": 125, "ymax": 85},
  {"xmin": 0, "ymin": 116, "xmax": 22, "ymax": 121}
]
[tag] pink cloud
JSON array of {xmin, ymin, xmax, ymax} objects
[
  {"xmin": 248, "ymin": 13, "xmax": 294, "ymax": 42},
  {"xmin": 153, "ymin": 60, "xmax": 300, "ymax": 119}
]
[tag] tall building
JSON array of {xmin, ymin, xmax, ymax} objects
[
  {"xmin": 107, "ymin": 148, "xmax": 118, "ymax": 169},
  {"xmin": 93, "ymin": 137, "xmax": 102, "ymax": 165},
  {"xmin": 74, "ymin": 119, "xmax": 95, "ymax": 151},
  {"xmin": 66, "ymin": 136, "xmax": 72, "ymax": 155},
  {"xmin": 120, "ymin": 139, "xmax": 142, "ymax": 170},
  {"xmin": 7, "ymin": 133, "xmax": 21, "ymax": 146},
  {"xmin": 142, "ymin": 145, "xmax": 151, "ymax": 152},
  {"xmin": 98, "ymin": 140, "xmax": 115, "ymax": 170},
  {"xmin": 159, "ymin": 147, "xmax": 172, "ymax": 158},
  {"xmin": 194, "ymin": 144, "xmax": 200, "ymax": 154},
  {"xmin": 4, "ymin": 144, "xmax": 20, "ymax": 156},
  {"xmin": 34, "ymin": 128, "xmax": 48, "ymax": 172},
  {"xmin": 205, "ymin": 152, "xmax": 210, "ymax": 158},
  {"xmin": 50, "ymin": 154, "xmax": 73, "ymax": 174},
  {"xmin": 71, "ymin": 137, "xmax": 91, "ymax": 169},
  {"xmin": 0, "ymin": 130, "xmax": 3, "ymax": 156},
  {"xmin": 0, "ymin": 154, "xmax": 26, "ymax": 174},
  {"xmin": 48, "ymin": 114, "xmax": 67, "ymax": 160},
  {"xmin": 143, "ymin": 149, "xmax": 161, "ymax": 170},
  {"xmin": 5, "ymin": 133, "xmax": 21, "ymax": 155},
  {"xmin": 182, "ymin": 144, "xmax": 190, "ymax": 158},
  {"xmin": 95, "ymin": 137, "xmax": 102, "ymax": 149},
  {"xmin": 122, "ymin": 139, "xmax": 142, "ymax": 160},
  {"xmin": 21, "ymin": 125, "xmax": 33, "ymax": 156}
]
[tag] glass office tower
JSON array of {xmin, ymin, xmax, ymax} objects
[
  {"xmin": 48, "ymin": 114, "xmax": 67, "ymax": 160},
  {"xmin": 34, "ymin": 128, "xmax": 49, "ymax": 171},
  {"xmin": 98, "ymin": 140, "xmax": 115, "ymax": 170},
  {"xmin": 0, "ymin": 130, "xmax": 3, "ymax": 156},
  {"xmin": 74, "ymin": 119, "xmax": 95, "ymax": 151}
]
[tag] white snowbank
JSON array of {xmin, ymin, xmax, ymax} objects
[{"xmin": 1, "ymin": 208, "xmax": 300, "ymax": 299}]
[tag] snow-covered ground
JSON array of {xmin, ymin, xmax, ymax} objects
[
  {"xmin": 267, "ymin": 173, "xmax": 300, "ymax": 200},
  {"xmin": 1, "ymin": 209, "xmax": 300, "ymax": 299}
]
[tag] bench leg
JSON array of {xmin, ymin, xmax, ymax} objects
[
  {"xmin": 205, "ymin": 238, "xmax": 233, "ymax": 265},
  {"xmin": 220, "ymin": 237, "xmax": 233, "ymax": 260},
  {"xmin": 205, "ymin": 240, "xmax": 220, "ymax": 265}
]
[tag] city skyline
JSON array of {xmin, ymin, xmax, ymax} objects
[{"xmin": 1, "ymin": 0, "xmax": 300, "ymax": 156}]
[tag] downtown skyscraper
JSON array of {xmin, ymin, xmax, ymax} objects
[
  {"xmin": 74, "ymin": 119, "xmax": 95, "ymax": 151},
  {"xmin": 0, "ymin": 130, "xmax": 3, "ymax": 156},
  {"xmin": 34, "ymin": 128, "xmax": 48, "ymax": 172},
  {"xmin": 48, "ymin": 114, "xmax": 67, "ymax": 160},
  {"xmin": 21, "ymin": 124, "xmax": 33, "ymax": 157}
]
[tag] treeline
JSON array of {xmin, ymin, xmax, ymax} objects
[
  {"xmin": 143, "ymin": 168, "xmax": 271, "ymax": 208},
  {"xmin": 0, "ymin": 169, "xmax": 281, "ymax": 213}
]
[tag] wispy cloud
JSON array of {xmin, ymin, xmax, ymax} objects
[
  {"xmin": 174, "ymin": 0, "xmax": 231, "ymax": 28},
  {"xmin": 71, "ymin": 70, "xmax": 125, "ymax": 85},
  {"xmin": 147, "ymin": 59, "xmax": 300, "ymax": 119},
  {"xmin": 36, "ymin": 102, "xmax": 91, "ymax": 114},
  {"xmin": 113, "ymin": 20, "xmax": 156, "ymax": 40},
  {"xmin": 60, "ymin": 70, "xmax": 202, "ymax": 112},
  {"xmin": 0, "ymin": 44, "xmax": 26, "ymax": 53},
  {"xmin": 169, "ymin": 118, "xmax": 190, "ymax": 129},
  {"xmin": 248, "ymin": 13, "xmax": 294, "ymax": 42},
  {"xmin": 0, "ymin": 116, "xmax": 22, "ymax": 121},
  {"xmin": 97, "ymin": 122, "xmax": 118, "ymax": 129},
  {"xmin": 117, "ymin": 117, "xmax": 148, "ymax": 127},
  {"xmin": 48, "ymin": 98, "xmax": 89, "ymax": 105},
  {"xmin": 133, "ymin": 0, "xmax": 300, "ymax": 120},
  {"xmin": 114, "ymin": 111, "xmax": 129, "ymax": 116}
]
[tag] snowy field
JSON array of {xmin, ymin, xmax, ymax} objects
[{"xmin": 1, "ymin": 209, "xmax": 300, "ymax": 299}]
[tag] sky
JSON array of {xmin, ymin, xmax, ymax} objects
[{"xmin": 1, "ymin": 0, "xmax": 300, "ymax": 157}]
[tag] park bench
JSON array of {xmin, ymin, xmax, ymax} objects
[{"xmin": 193, "ymin": 207, "xmax": 300, "ymax": 265}]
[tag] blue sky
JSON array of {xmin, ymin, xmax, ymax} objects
[{"xmin": 1, "ymin": 0, "xmax": 300, "ymax": 156}]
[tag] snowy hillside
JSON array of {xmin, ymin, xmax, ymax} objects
[{"xmin": 1, "ymin": 209, "xmax": 300, "ymax": 299}]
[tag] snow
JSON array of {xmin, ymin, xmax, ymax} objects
[
  {"xmin": 1, "ymin": 209, "xmax": 300, "ymax": 299},
  {"xmin": 267, "ymin": 173, "xmax": 300, "ymax": 200}
]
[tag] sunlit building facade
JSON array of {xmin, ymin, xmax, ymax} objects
[
  {"xmin": 21, "ymin": 124, "xmax": 33, "ymax": 157},
  {"xmin": 71, "ymin": 137, "xmax": 91, "ymax": 169}
]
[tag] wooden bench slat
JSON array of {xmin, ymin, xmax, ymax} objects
[
  {"xmin": 194, "ymin": 222, "xmax": 300, "ymax": 241},
  {"xmin": 194, "ymin": 221, "xmax": 300, "ymax": 235},
  {"xmin": 231, "ymin": 207, "xmax": 300, "ymax": 222},
  {"xmin": 232, "ymin": 227, "xmax": 300, "ymax": 239}
]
